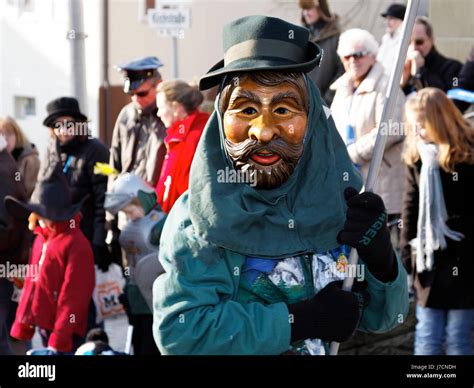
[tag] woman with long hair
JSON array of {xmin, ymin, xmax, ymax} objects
[{"xmin": 400, "ymin": 87, "xmax": 474, "ymax": 355}]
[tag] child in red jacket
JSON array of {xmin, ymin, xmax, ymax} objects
[{"xmin": 5, "ymin": 142, "xmax": 95, "ymax": 354}]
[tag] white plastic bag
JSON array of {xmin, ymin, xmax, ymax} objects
[{"xmin": 92, "ymin": 263, "xmax": 126, "ymax": 323}]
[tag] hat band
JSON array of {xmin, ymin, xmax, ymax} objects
[{"xmin": 224, "ymin": 39, "xmax": 305, "ymax": 66}]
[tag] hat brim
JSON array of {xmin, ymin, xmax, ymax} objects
[
  {"xmin": 381, "ymin": 12, "xmax": 403, "ymax": 19},
  {"xmin": 123, "ymin": 78, "xmax": 148, "ymax": 94},
  {"xmin": 199, "ymin": 41, "xmax": 322, "ymax": 91},
  {"xmin": 43, "ymin": 111, "xmax": 88, "ymax": 128},
  {"xmin": 104, "ymin": 192, "xmax": 135, "ymax": 215},
  {"xmin": 4, "ymin": 195, "xmax": 86, "ymax": 222}
]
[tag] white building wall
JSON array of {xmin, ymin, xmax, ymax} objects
[
  {"xmin": 1, "ymin": 0, "xmax": 470, "ymax": 162},
  {"xmin": 0, "ymin": 0, "xmax": 101, "ymax": 159}
]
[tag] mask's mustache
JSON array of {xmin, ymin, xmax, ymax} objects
[{"xmin": 225, "ymin": 138, "xmax": 303, "ymax": 164}]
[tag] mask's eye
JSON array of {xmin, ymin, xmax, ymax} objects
[
  {"xmin": 274, "ymin": 107, "xmax": 289, "ymax": 114},
  {"xmin": 242, "ymin": 107, "xmax": 257, "ymax": 115}
]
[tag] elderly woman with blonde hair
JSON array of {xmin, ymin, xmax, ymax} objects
[{"xmin": 0, "ymin": 116, "xmax": 40, "ymax": 199}]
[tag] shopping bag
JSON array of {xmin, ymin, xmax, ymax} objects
[{"xmin": 92, "ymin": 263, "xmax": 126, "ymax": 321}]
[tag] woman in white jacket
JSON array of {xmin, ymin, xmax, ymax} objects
[{"xmin": 330, "ymin": 28, "xmax": 406, "ymax": 245}]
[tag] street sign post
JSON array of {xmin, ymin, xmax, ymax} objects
[{"xmin": 147, "ymin": 3, "xmax": 192, "ymax": 78}]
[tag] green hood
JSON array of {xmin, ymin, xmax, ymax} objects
[{"xmin": 188, "ymin": 78, "xmax": 362, "ymax": 259}]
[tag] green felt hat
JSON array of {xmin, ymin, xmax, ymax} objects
[{"xmin": 199, "ymin": 15, "xmax": 323, "ymax": 91}]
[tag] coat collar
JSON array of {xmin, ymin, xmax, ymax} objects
[
  {"xmin": 165, "ymin": 110, "xmax": 201, "ymax": 143},
  {"xmin": 34, "ymin": 213, "xmax": 82, "ymax": 240},
  {"xmin": 330, "ymin": 62, "xmax": 385, "ymax": 94}
]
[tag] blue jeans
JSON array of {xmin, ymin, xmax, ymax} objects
[{"xmin": 415, "ymin": 305, "xmax": 474, "ymax": 355}]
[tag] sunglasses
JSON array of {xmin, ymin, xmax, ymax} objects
[
  {"xmin": 130, "ymin": 88, "xmax": 152, "ymax": 98},
  {"xmin": 413, "ymin": 39, "xmax": 425, "ymax": 46},
  {"xmin": 343, "ymin": 51, "xmax": 369, "ymax": 60}
]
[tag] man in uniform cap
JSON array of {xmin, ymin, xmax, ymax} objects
[
  {"xmin": 110, "ymin": 56, "xmax": 167, "ymax": 187},
  {"xmin": 106, "ymin": 58, "xmax": 167, "ymax": 349}
]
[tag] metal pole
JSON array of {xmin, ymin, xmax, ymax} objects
[
  {"xmin": 69, "ymin": 0, "xmax": 87, "ymax": 113},
  {"xmin": 172, "ymin": 36, "xmax": 179, "ymax": 78},
  {"xmin": 329, "ymin": 0, "xmax": 420, "ymax": 356},
  {"xmin": 101, "ymin": 0, "xmax": 110, "ymax": 144}
]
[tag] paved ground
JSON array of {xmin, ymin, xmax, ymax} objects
[
  {"xmin": 32, "ymin": 313, "xmax": 130, "ymax": 353},
  {"xmin": 31, "ymin": 303, "xmax": 473, "ymax": 355}
]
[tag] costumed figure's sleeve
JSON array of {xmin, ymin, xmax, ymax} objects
[{"xmin": 358, "ymin": 254, "xmax": 409, "ymax": 333}]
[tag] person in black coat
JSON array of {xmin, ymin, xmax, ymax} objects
[
  {"xmin": 299, "ymin": 0, "xmax": 344, "ymax": 105},
  {"xmin": 400, "ymin": 88, "xmax": 474, "ymax": 355},
  {"xmin": 42, "ymin": 97, "xmax": 110, "ymax": 272},
  {"xmin": 451, "ymin": 45, "xmax": 474, "ymax": 113},
  {"xmin": 0, "ymin": 137, "xmax": 29, "ymax": 355},
  {"xmin": 401, "ymin": 16, "xmax": 462, "ymax": 95}
]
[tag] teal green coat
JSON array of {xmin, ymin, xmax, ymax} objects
[
  {"xmin": 152, "ymin": 77, "xmax": 409, "ymax": 355},
  {"xmin": 153, "ymin": 195, "xmax": 408, "ymax": 355}
]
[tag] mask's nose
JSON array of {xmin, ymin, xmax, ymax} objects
[{"xmin": 248, "ymin": 113, "xmax": 280, "ymax": 144}]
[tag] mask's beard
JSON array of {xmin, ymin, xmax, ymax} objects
[{"xmin": 224, "ymin": 138, "xmax": 304, "ymax": 189}]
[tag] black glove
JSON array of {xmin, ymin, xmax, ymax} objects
[
  {"xmin": 93, "ymin": 244, "xmax": 113, "ymax": 272},
  {"xmin": 337, "ymin": 187, "xmax": 397, "ymax": 282},
  {"xmin": 105, "ymin": 223, "xmax": 122, "ymax": 267},
  {"xmin": 288, "ymin": 281, "xmax": 368, "ymax": 343}
]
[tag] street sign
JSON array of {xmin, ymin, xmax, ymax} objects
[
  {"xmin": 147, "ymin": 4, "xmax": 191, "ymax": 78},
  {"xmin": 148, "ymin": 7, "xmax": 191, "ymax": 30}
]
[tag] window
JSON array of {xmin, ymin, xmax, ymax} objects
[{"xmin": 14, "ymin": 96, "xmax": 36, "ymax": 119}]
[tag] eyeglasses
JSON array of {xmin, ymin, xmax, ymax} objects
[
  {"xmin": 343, "ymin": 51, "xmax": 369, "ymax": 60},
  {"xmin": 130, "ymin": 88, "xmax": 152, "ymax": 98},
  {"xmin": 413, "ymin": 39, "xmax": 425, "ymax": 46}
]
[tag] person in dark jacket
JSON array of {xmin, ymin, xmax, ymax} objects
[
  {"xmin": 450, "ymin": 45, "xmax": 474, "ymax": 113},
  {"xmin": 110, "ymin": 56, "xmax": 167, "ymax": 187},
  {"xmin": 299, "ymin": 0, "xmax": 344, "ymax": 105},
  {"xmin": 106, "ymin": 57, "xmax": 168, "ymax": 267},
  {"xmin": 0, "ymin": 137, "xmax": 29, "ymax": 355},
  {"xmin": 400, "ymin": 88, "xmax": 474, "ymax": 355},
  {"xmin": 42, "ymin": 97, "xmax": 110, "ymax": 272},
  {"xmin": 401, "ymin": 16, "xmax": 462, "ymax": 95}
]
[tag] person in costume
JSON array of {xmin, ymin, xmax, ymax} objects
[
  {"xmin": 104, "ymin": 173, "xmax": 165, "ymax": 355},
  {"xmin": 152, "ymin": 15, "xmax": 409, "ymax": 355},
  {"xmin": 4, "ymin": 138, "xmax": 95, "ymax": 354}
]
